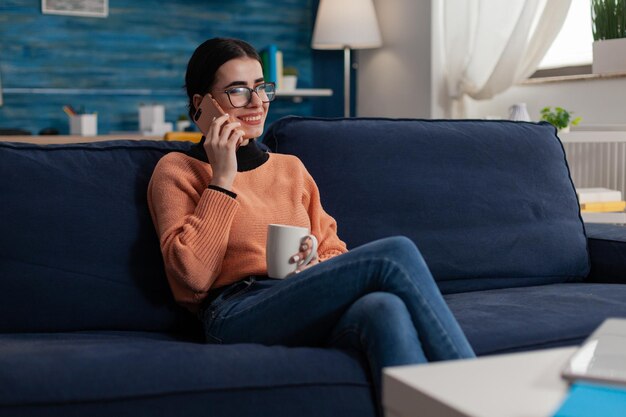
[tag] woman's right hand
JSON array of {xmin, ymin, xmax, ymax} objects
[{"xmin": 203, "ymin": 113, "xmax": 245, "ymax": 191}]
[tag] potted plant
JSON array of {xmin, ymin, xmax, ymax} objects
[
  {"xmin": 540, "ymin": 107, "xmax": 582, "ymax": 133},
  {"xmin": 282, "ymin": 67, "xmax": 298, "ymax": 91},
  {"xmin": 176, "ymin": 114, "xmax": 191, "ymax": 132},
  {"xmin": 591, "ymin": 0, "xmax": 626, "ymax": 73}
]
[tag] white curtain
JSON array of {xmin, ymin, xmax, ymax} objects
[{"xmin": 443, "ymin": 0, "xmax": 572, "ymax": 117}]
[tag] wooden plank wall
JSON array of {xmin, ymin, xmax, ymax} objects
[{"xmin": 0, "ymin": 0, "xmax": 333, "ymax": 136}]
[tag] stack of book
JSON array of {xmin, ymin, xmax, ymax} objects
[
  {"xmin": 259, "ymin": 44, "xmax": 284, "ymax": 90},
  {"xmin": 577, "ymin": 187, "xmax": 626, "ymax": 212}
]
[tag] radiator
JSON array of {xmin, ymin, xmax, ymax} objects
[{"xmin": 560, "ymin": 131, "xmax": 626, "ymax": 198}]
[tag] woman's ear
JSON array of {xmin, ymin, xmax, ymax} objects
[{"xmin": 192, "ymin": 94, "xmax": 204, "ymax": 113}]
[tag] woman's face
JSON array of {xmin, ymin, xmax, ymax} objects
[{"xmin": 209, "ymin": 57, "xmax": 270, "ymax": 141}]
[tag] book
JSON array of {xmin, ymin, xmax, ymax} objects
[
  {"xmin": 260, "ymin": 50, "xmax": 270, "ymax": 82},
  {"xmin": 576, "ymin": 188, "xmax": 623, "ymax": 204},
  {"xmin": 552, "ymin": 382, "xmax": 626, "ymax": 417},
  {"xmin": 275, "ymin": 50, "xmax": 283, "ymax": 90},
  {"xmin": 580, "ymin": 201, "xmax": 626, "ymax": 212},
  {"xmin": 259, "ymin": 44, "xmax": 279, "ymax": 85}
]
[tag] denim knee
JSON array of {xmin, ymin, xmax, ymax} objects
[
  {"xmin": 375, "ymin": 236, "xmax": 424, "ymax": 264},
  {"xmin": 330, "ymin": 292, "xmax": 411, "ymax": 347},
  {"xmin": 351, "ymin": 292, "xmax": 407, "ymax": 323}
]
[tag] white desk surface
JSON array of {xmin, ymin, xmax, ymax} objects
[{"xmin": 383, "ymin": 347, "xmax": 577, "ymax": 417}]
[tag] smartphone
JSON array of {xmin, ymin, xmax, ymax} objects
[{"xmin": 193, "ymin": 94, "xmax": 233, "ymax": 136}]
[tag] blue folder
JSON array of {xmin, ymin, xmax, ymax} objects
[{"xmin": 552, "ymin": 382, "xmax": 626, "ymax": 417}]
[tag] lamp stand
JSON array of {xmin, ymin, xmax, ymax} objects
[{"xmin": 343, "ymin": 46, "xmax": 351, "ymax": 118}]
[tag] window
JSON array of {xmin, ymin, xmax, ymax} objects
[{"xmin": 532, "ymin": 0, "xmax": 593, "ymax": 77}]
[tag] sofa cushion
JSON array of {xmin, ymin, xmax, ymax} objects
[
  {"xmin": 0, "ymin": 332, "xmax": 374, "ymax": 417},
  {"xmin": 264, "ymin": 117, "xmax": 589, "ymax": 292},
  {"xmin": 0, "ymin": 140, "xmax": 197, "ymax": 333},
  {"xmin": 446, "ymin": 283, "xmax": 626, "ymax": 355}
]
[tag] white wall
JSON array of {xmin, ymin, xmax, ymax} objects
[
  {"xmin": 357, "ymin": 0, "xmax": 432, "ymax": 118},
  {"xmin": 464, "ymin": 78, "xmax": 626, "ymax": 125}
]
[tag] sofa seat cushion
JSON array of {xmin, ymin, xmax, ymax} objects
[
  {"xmin": 0, "ymin": 332, "xmax": 374, "ymax": 417},
  {"xmin": 446, "ymin": 283, "xmax": 626, "ymax": 356},
  {"xmin": 264, "ymin": 117, "xmax": 589, "ymax": 293}
]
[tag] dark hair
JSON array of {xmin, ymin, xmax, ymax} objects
[{"xmin": 185, "ymin": 37, "xmax": 262, "ymax": 119}]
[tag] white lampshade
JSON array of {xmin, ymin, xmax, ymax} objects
[{"xmin": 312, "ymin": 0, "xmax": 382, "ymax": 50}]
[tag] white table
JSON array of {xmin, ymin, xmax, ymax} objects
[{"xmin": 383, "ymin": 347, "xmax": 576, "ymax": 417}]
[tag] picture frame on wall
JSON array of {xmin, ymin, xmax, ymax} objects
[{"xmin": 42, "ymin": 0, "xmax": 108, "ymax": 18}]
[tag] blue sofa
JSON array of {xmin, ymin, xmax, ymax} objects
[{"xmin": 2, "ymin": 117, "xmax": 626, "ymax": 416}]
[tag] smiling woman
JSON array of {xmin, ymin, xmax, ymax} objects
[{"xmin": 146, "ymin": 37, "xmax": 475, "ymax": 414}]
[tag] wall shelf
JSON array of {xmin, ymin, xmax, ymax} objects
[
  {"xmin": 0, "ymin": 134, "xmax": 162, "ymax": 144},
  {"xmin": 559, "ymin": 130, "xmax": 626, "ymax": 143},
  {"xmin": 521, "ymin": 71, "xmax": 626, "ymax": 85},
  {"xmin": 276, "ymin": 88, "xmax": 333, "ymax": 103}
]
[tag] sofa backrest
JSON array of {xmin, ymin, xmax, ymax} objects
[
  {"xmin": 0, "ymin": 140, "xmax": 197, "ymax": 333},
  {"xmin": 264, "ymin": 117, "xmax": 590, "ymax": 293}
]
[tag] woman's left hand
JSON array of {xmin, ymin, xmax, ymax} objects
[{"xmin": 289, "ymin": 236, "xmax": 319, "ymax": 274}]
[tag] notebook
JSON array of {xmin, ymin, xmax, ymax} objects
[{"xmin": 562, "ymin": 318, "xmax": 626, "ymax": 386}]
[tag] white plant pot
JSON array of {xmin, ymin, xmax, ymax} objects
[
  {"xmin": 176, "ymin": 120, "xmax": 191, "ymax": 132},
  {"xmin": 281, "ymin": 75, "xmax": 298, "ymax": 91},
  {"xmin": 592, "ymin": 38, "xmax": 626, "ymax": 74}
]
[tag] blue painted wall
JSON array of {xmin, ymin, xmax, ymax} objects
[{"xmin": 0, "ymin": 0, "xmax": 344, "ymax": 135}]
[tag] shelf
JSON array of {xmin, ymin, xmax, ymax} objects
[
  {"xmin": 276, "ymin": 88, "xmax": 333, "ymax": 97},
  {"xmin": 559, "ymin": 131, "xmax": 626, "ymax": 143},
  {"xmin": 571, "ymin": 124, "xmax": 626, "ymax": 132},
  {"xmin": 275, "ymin": 88, "xmax": 333, "ymax": 103},
  {"xmin": 521, "ymin": 71, "xmax": 626, "ymax": 85},
  {"xmin": 0, "ymin": 134, "xmax": 162, "ymax": 144},
  {"xmin": 582, "ymin": 212, "xmax": 626, "ymax": 224}
]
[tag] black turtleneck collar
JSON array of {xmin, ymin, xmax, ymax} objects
[{"xmin": 187, "ymin": 137, "xmax": 270, "ymax": 172}]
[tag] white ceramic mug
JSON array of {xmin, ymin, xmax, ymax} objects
[{"xmin": 266, "ymin": 224, "xmax": 318, "ymax": 279}]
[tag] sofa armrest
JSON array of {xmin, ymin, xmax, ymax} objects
[{"xmin": 585, "ymin": 223, "xmax": 626, "ymax": 283}]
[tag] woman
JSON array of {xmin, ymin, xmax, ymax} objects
[{"xmin": 147, "ymin": 37, "xmax": 475, "ymax": 408}]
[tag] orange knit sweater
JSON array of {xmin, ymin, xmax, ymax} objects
[{"xmin": 147, "ymin": 151, "xmax": 348, "ymax": 311}]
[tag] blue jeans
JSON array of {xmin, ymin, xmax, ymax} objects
[{"xmin": 199, "ymin": 236, "xmax": 475, "ymax": 405}]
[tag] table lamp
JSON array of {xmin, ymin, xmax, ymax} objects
[{"xmin": 312, "ymin": 0, "xmax": 382, "ymax": 117}]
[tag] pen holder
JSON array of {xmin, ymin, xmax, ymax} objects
[
  {"xmin": 139, "ymin": 104, "xmax": 165, "ymax": 133},
  {"xmin": 70, "ymin": 114, "xmax": 97, "ymax": 136}
]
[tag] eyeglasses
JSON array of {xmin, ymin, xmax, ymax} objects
[{"xmin": 222, "ymin": 82, "xmax": 276, "ymax": 108}]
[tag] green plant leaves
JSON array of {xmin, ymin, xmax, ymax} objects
[
  {"xmin": 592, "ymin": 0, "xmax": 626, "ymax": 41},
  {"xmin": 539, "ymin": 106, "xmax": 582, "ymax": 129}
]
